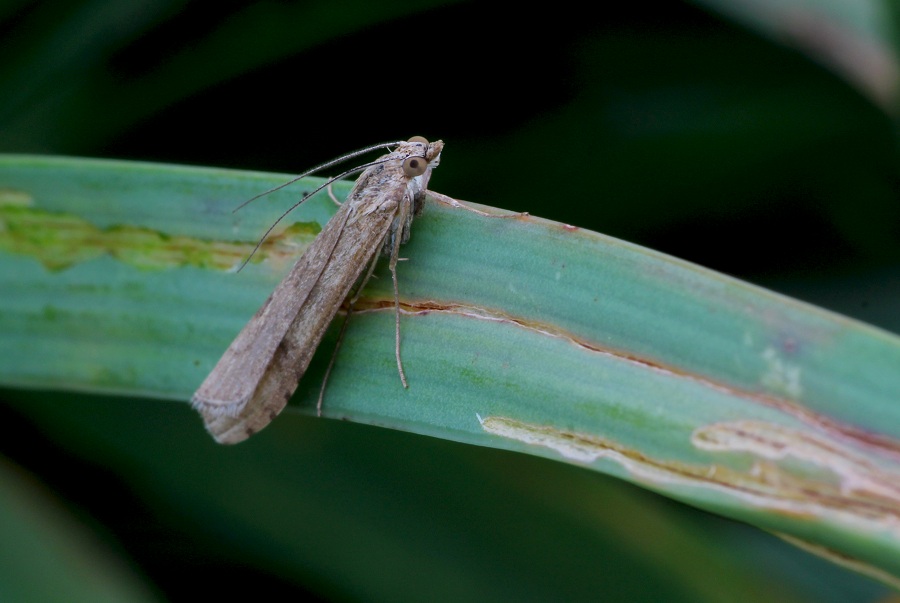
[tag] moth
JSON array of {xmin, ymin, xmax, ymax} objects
[{"xmin": 192, "ymin": 137, "xmax": 443, "ymax": 444}]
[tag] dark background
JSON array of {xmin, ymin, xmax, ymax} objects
[
  {"xmin": 1, "ymin": 1, "xmax": 898, "ymax": 601},
  {"xmin": 4, "ymin": 1, "xmax": 898, "ymax": 306}
]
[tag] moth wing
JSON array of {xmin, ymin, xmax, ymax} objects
[
  {"xmin": 196, "ymin": 196, "xmax": 399, "ymax": 444},
  {"xmin": 191, "ymin": 207, "xmax": 351, "ymax": 413}
]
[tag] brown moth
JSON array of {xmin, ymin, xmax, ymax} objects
[{"xmin": 192, "ymin": 137, "xmax": 443, "ymax": 444}]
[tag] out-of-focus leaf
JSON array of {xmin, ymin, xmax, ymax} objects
[
  {"xmin": 691, "ymin": 0, "xmax": 900, "ymax": 110},
  {"xmin": 0, "ymin": 457, "xmax": 158, "ymax": 602}
]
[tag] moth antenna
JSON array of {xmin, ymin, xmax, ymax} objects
[
  {"xmin": 233, "ymin": 140, "xmax": 405, "ymax": 212},
  {"xmin": 236, "ymin": 156, "xmax": 398, "ymax": 272}
]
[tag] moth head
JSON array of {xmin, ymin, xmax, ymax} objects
[{"xmin": 402, "ymin": 136, "xmax": 443, "ymax": 177}]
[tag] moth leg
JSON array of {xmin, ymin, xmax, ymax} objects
[
  {"xmin": 316, "ymin": 309, "xmax": 350, "ymax": 417},
  {"xmin": 316, "ymin": 248, "xmax": 383, "ymax": 416},
  {"xmin": 326, "ymin": 182, "xmax": 343, "ymax": 207},
  {"xmin": 389, "ymin": 202, "xmax": 411, "ymax": 389},
  {"xmin": 426, "ymin": 190, "xmax": 528, "ymax": 219}
]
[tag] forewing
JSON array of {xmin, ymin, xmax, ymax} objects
[
  {"xmin": 198, "ymin": 192, "xmax": 401, "ymax": 443},
  {"xmin": 191, "ymin": 206, "xmax": 351, "ymax": 412}
]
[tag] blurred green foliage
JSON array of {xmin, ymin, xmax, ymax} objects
[{"xmin": 1, "ymin": 1, "xmax": 898, "ymax": 601}]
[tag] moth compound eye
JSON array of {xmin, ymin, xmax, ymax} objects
[
  {"xmin": 403, "ymin": 156, "xmax": 428, "ymax": 177},
  {"xmin": 407, "ymin": 136, "xmax": 429, "ymax": 145}
]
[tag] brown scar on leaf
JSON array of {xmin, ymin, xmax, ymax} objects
[
  {"xmin": 349, "ymin": 298, "xmax": 900, "ymax": 466},
  {"xmin": 693, "ymin": 420, "xmax": 900, "ymax": 519},
  {"xmin": 478, "ymin": 415, "xmax": 900, "ymax": 525}
]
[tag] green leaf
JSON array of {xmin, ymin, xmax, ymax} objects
[{"xmin": 1, "ymin": 153, "xmax": 898, "ymax": 592}]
